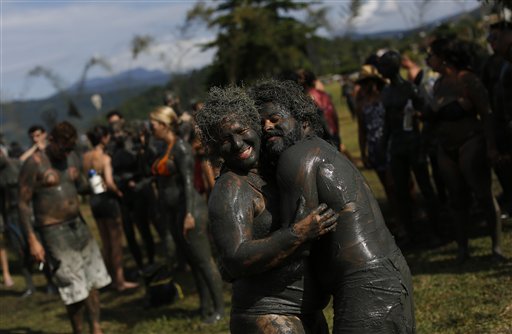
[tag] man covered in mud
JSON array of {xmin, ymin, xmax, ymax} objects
[
  {"xmin": 19, "ymin": 122, "xmax": 111, "ymax": 334},
  {"xmin": 250, "ymin": 79, "xmax": 416, "ymax": 333}
]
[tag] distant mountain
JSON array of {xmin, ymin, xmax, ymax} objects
[
  {"xmin": 67, "ymin": 67, "xmax": 170, "ymax": 95},
  {"xmin": 1, "ymin": 68, "xmax": 171, "ymax": 146}
]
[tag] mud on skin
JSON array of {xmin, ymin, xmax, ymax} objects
[
  {"xmin": 276, "ymin": 137, "xmax": 416, "ymax": 334},
  {"xmin": 18, "ymin": 121, "xmax": 108, "ymax": 334},
  {"xmin": 196, "ymin": 86, "xmax": 335, "ymax": 333},
  {"xmin": 209, "ymin": 169, "xmax": 329, "ymax": 321},
  {"xmin": 153, "ymin": 137, "xmax": 225, "ymax": 319}
]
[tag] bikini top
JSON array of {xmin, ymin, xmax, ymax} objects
[
  {"xmin": 437, "ymin": 100, "xmax": 474, "ymax": 122},
  {"xmin": 151, "ymin": 141, "xmax": 175, "ymax": 177}
]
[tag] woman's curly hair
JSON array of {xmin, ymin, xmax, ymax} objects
[
  {"xmin": 194, "ymin": 85, "xmax": 261, "ymax": 159},
  {"xmin": 248, "ymin": 79, "xmax": 323, "ymax": 136}
]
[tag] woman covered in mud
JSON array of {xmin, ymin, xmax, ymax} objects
[
  {"xmin": 194, "ymin": 86, "xmax": 338, "ymax": 334},
  {"xmin": 426, "ymin": 37, "xmax": 504, "ymax": 262},
  {"xmin": 148, "ymin": 106, "xmax": 224, "ymax": 323}
]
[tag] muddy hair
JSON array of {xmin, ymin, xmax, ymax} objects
[
  {"xmin": 50, "ymin": 121, "xmax": 77, "ymax": 144},
  {"xmin": 194, "ymin": 85, "xmax": 261, "ymax": 160},
  {"xmin": 248, "ymin": 78, "xmax": 323, "ymax": 136}
]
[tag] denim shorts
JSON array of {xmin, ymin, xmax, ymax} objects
[{"xmin": 39, "ymin": 218, "xmax": 111, "ymax": 305}]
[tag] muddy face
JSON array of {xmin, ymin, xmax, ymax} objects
[
  {"xmin": 219, "ymin": 119, "xmax": 260, "ymax": 173},
  {"xmin": 260, "ymin": 102, "xmax": 302, "ymax": 161}
]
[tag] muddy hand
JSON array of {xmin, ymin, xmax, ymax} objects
[{"xmin": 292, "ymin": 197, "xmax": 338, "ymax": 241}]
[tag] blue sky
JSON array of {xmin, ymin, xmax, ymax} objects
[{"xmin": 1, "ymin": 0, "xmax": 480, "ymax": 101}]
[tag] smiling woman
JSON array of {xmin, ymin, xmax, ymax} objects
[{"xmin": 218, "ymin": 120, "xmax": 261, "ymax": 173}]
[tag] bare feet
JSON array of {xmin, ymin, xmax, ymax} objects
[
  {"xmin": 114, "ymin": 281, "xmax": 139, "ymax": 292},
  {"xmin": 3, "ymin": 276, "xmax": 14, "ymax": 287}
]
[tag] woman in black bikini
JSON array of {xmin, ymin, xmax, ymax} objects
[
  {"xmin": 426, "ymin": 37, "xmax": 504, "ymax": 262},
  {"xmin": 149, "ymin": 106, "xmax": 224, "ymax": 323},
  {"xmin": 82, "ymin": 125, "xmax": 138, "ymax": 291}
]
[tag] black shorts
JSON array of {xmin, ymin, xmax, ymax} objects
[{"xmin": 90, "ymin": 192, "xmax": 121, "ymax": 220}]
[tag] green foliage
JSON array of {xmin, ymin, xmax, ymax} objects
[
  {"xmin": 187, "ymin": 0, "xmax": 321, "ymax": 86},
  {"xmin": 121, "ymin": 2, "xmax": 491, "ymax": 122},
  {"xmin": 131, "ymin": 35, "xmax": 155, "ymax": 60},
  {"xmin": 480, "ymin": 0, "xmax": 512, "ymax": 11},
  {"xmin": 305, "ymin": 35, "xmax": 399, "ymax": 75}
]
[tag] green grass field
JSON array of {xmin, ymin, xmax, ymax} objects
[{"xmin": 1, "ymin": 83, "xmax": 511, "ymax": 333}]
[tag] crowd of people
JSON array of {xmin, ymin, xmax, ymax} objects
[
  {"xmin": 0, "ymin": 20, "xmax": 511, "ymax": 334},
  {"xmin": 349, "ymin": 21, "xmax": 511, "ymax": 264}
]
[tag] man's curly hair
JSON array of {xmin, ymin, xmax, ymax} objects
[
  {"xmin": 194, "ymin": 85, "xmax": 261, "ymax": 159},
  {"xmin": 248, "ymin": 79, "xmax": 323, "ymax": 136},
  {"xmin": 50, "ymin": 121, "xmax": 77, "ymax": 144}
]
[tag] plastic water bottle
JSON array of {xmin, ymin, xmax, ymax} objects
[
  {"xmin": 88, "ymin": 169, "xmax": 106, "ymax": 194},
  {"xmin": 403, "ymin": 99, "xmax": 414, "ymax": 132}
]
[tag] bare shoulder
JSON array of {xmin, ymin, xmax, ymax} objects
[
  {"xmin": 102, "ymin": 153, "xmax": 112, "ymax": 165},
  {"xmin": 211, "ymin": 172, "xmax": 246, "ymax": 199},
  {"xmin": 458, "ymin": 70, "xmax": 483, "ymax": 88},
  {"xmin": 19, "ymin": 151, "xmax": 48, "ymax": 186},
  {"xmin": 211, "ymin": 171, "xmax": 256, "ymax": 211}
]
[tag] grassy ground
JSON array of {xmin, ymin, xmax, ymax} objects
[{"xmin": 1, "ymin": 83, "xmax": 511, "ymax": 333}]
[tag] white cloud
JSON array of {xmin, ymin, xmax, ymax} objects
[
  {"xmin": 340, "ymin": 0, "xmax": 480, "ymax": 34},
  {"xmin": 105, "ymin": 35, "xmax": 216, "ymax": 74},
  {"xmin": 1, "ymin": 0, "xmax": 482, "ymax": 101},
  {"xmin": 1, "ymin": 2, "xmax": 214, "ymax": 100}
]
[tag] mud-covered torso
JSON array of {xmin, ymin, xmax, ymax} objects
[
  {"xmin": 223, "ymin": 171, "xmax": 326, "ymax": 315},
  {"xmin": 276, "ymin": 137, "xmax": 398, "ymax": 289},
  {"xmin": 29, "ymin": 152, "xmax": 81, "ymax": 225},
  {"xmin": 432, "ymin": 76, "xmax": 483, "ymax": 150},
  {"xmin": 153, "ymin": 139, "xmax": 187, "ymax": 207},
  {"xmin": 111, "ymin": 140, "xmax": 139, "ymax": 192}
]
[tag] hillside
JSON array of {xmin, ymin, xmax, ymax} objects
[{"xmin": 1, "ymin": 68, "xmax": 171, "ymax": 146}]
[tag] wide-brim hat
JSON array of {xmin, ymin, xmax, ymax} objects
[{"xmin": 355, "ymin": 64, "xmax": 387, "ymax": 85}]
